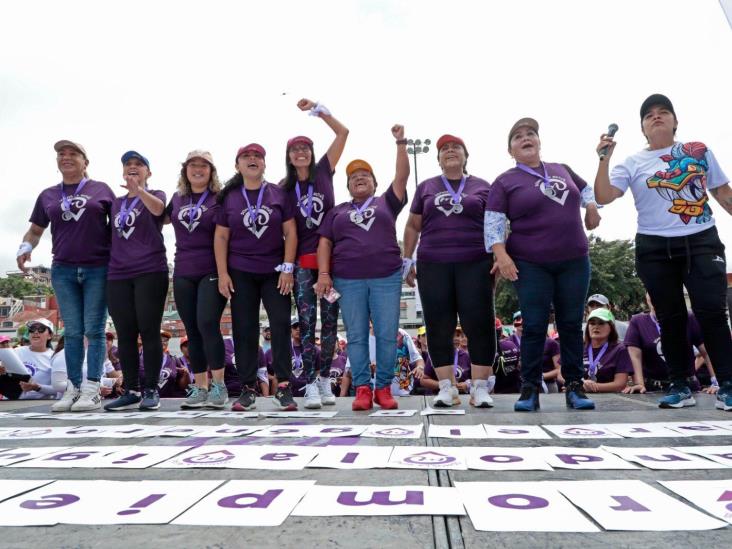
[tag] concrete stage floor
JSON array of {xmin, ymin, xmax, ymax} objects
[{"xmin": 0, "ymin": 393, "xmax": 731, "ymax": 548}]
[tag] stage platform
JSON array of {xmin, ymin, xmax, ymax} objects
[{"xmin": 0, "ymin": 393, "xmax": 731, "ymax": 548}]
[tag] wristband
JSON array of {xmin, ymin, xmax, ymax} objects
[
  {"xmin": 401, "ymin": 258, "xmax": 415, "ymax": 280},
  {"xmin": 275, "ymin": 262, "xmax": 294, "ymax": 274},
  {"xmin": 711, "ymin": 376, "xmax": 719, "ymax": 387},
  {"xmin": 309, "ymin": 102, "xmax": 331, "ymax": 117},
  {"xmin": 318, "ymin": 272, "xmax": 330, "ymax": 277},
  {"xmin": 17, "ymin": 242, "xmax": 33, "ymax": 258},
  {"xmin": 396, "ymin": 139, "xmax": 408, "ymax": 145}
]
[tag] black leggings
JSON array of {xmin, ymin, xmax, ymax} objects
[
  {"xmin": 636, "ymin": 226, "xmax": 732, "ymax": 384},
  {"xmin": 229, "ymin": 268, "xmax": 292, "ymax": 387},
  {"xmin": 173, "ymin": 274, "xmax": 227, "ymax": 375},
  {"xmin": 417, "ymin": 257, "xmax": 496, "ymax": 367},
  {"xmin": 107, "ymin": 272, "xmax": 169, "ymax": 391}
]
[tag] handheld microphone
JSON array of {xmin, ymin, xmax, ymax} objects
[{"xmin": 598, "ymin": 123, "xmax": 619, "ymax": 160}]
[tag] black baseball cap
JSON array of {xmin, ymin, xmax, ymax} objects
[{"xmin": 640, "ymin": 94, "xmax": 675, "ymax": 120}]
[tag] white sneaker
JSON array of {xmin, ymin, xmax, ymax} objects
[
  {"xmin": 469, "ymin": 379, "xmax": 494, "ymax": 408},
  {"xmin": 316, "ymin": 376, "xmax": 336, "ymax": 405},
  {"xmin": 304, "ymin": 381, "xmax": 322, "ymax": 409},
  {"xmin": 433, "ymin": 379, "xmax": 459, "ymax": 407},
  {"xmin": 51, "ymin": 380, "xmax": 81, "ymax": 412},
  {"xmin": 71, "ymin": 380, "xmax": 102, "ymax": 412}
]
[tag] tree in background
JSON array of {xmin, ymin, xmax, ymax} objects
[
  {"xmin": 493, "ymin": 237, "xmax": 646, "ymax": 322},
  {"xmin": 0, "ymin": 277, "xmax": 53, "ymax": 299}
]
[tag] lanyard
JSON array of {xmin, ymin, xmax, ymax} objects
[
  {"xmin": 440, "ymin": 175, "xmax": 466, "ymax": 205},
  {"xmin": 453, "ymin": 349, "xmax": 460, "ymax": 375},
  {"xmin": 187, "ymin": 189, "xmax": 209, "ymax": 232},
  {"xmin": 650, "ymin": 314, "xmax": 661, "ymax": 335},
  {"xmin": 59, "ymin": 178, "xmax": 89, "ymax": 212},
  {"xmin": 292, "ymin": 341, "xmax": 302, "ymax": 369},
  {"xmin": 295, "ymin": 182, "xmax": 314, "ymax": 227},
  {"xmin": 350, "ymin": 195, "xmax": 375, "ymax": 223},
  {"xmin": 516, "ymin": 162, "xmax": 552, "ymax": 193},
  {"xmin": 241, "ymin": 183, "xmax": 267, "ymax": 227},
  {"xmin": 118, "ymin": 195, "xmax": 141, "ymax": 234},
  {"xmin": 587, "ymin": 342, "xmax": 609, "ymax": 378}
]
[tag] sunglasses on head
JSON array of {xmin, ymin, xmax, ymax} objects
[{"xmin": 27, "ymin": 325, "xmax": 48, "ymax": 334}]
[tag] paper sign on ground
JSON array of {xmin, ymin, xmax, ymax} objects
[
  {"xmin": 420, "ymin": 407, "xmax": 465, "ymax": 416},
  {"xmin": 292, "ymin": 485, "xmax": 465, "ymax": 516},
  {"xmin": 463, "ymin": 447, "xmax": 553, "ymax": 471},
  {"xmin": 151, "ymin": 411, "xmax": 210, "ymax": 419},
  {"xmin": 306, "ymin": 446, "xmax": 393, "ymax": 469},
  {"xmin": 199, "ymin": 411, "xmax": 260, "ymax": 419},
  {"xmin": 0, "ymin": 480, "xmax": 55, "ymax": 503},
  {"xmin": 428, "ymin": 424, "xmax": 488, "ymax": 439},
  {"xmin": 173, "ymin": 480, "xmax": 315, "ymax": 526},
  {"xmin": 361, "ymin": 424, "xmax": 423, "ymax": 439},
  {"xmin": 557, "ymin": 480, "xmax": 727, "ymax": 531},
  {"xmin": 541, "ymin": 424, "xmax": 622, "ymax": 439},
  {"xmin": 601, "ymin": 446, "xmax": 727, "ymax": 470},
  {"xmin": 454, "ymin": 481, "xmax": 599, "ymax": 532},
  {"xmin": 369, "ymin": 409, "xmax": 418, "ymax": 417},
  {"xmin": 388, "ymin": 446, "xmax": 467, "ymax": 470},
  {"xmin": 534, "ymin": 447, "xmax": 638, "ymax": 470},
  {"xmin": 601, "ymin": 422, "xmax": 687, "ymax": 439},
  {"xmin": 660, "ymin": 480, "xmax": 732, "ymax": 525},
  {"xmin": 482, "ymin": 424, "xmax": 552, "ymax": 440},
  {"xmin": 298, "ymin": 425, "xmax": 367, "ymax": 438},
  {"xmin": 145, "ymin": 426, "xmax": 207, "ymax": 437},
  {"xmin": 190, "ymin": 425, "xmax": 266, "ymax": 438},
  {"xmin": 0, "ymin": 447, "xmax": 71, "ymax": 467},
  {"xmin": 155, "ymin": 445, "xmax": 319, "ymax": 470},
  {"xmin": 83, "ymin": 446, "xmax": 194, "ymax": 468},
  {"xmin": 259, "ymin": 411, "xmax": 338, "ymax": 418},
  {"xmin": 9, "ymin": 446, "xmax": 127, "ymax": 468},
  {"xmin": 661, "ymin": 422, "xmax": 732, "ymax": 437},
  {"xmin": 672, "ymin": 446, "xmax": 732, "ymax": 468}
]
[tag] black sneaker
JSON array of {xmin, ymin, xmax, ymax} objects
[
  {"xmin": 104, "ymin": 390, "xmax": 141, "ymax": 411},
  {"xmin": 139, "ymin": 388, "xmax": 160, "ymax": 411},
  {"xmin": 565, "ymin": 381, "xmax": 595, "ymax": 410},
  {"xmin": 273, "ymin": 383, "xmax": 298, "ymax": 411},
  {"xmin": 232, "ymin": 386, "xmax": 256, "ymax": 411}
]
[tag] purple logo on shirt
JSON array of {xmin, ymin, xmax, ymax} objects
[
  {"xmin": 298, "ymin": 193, "xmax": 325, "ymax": 226},
  {"xmin": 538, "ymin": 176, "xmax": 570, "ymax": 206},
  {"xmin": 114, "ymin": 207, "xmax": 141, "ymax": 239},
  {"xmin": 349, "ymin": 207, "xmax": 376, "ymax": 231},
  {"xmin": 433, "ymin": 191, "xmax": 464, "ymax": 217},
  {"xmin": 60, "ymin": 195, "xmax": 88, "ymax": 221},
  {"xmin": 178, "ymin": 204, "xmax": 208, "ymax": 232},
  {"xmin": 242, "ymin": 206, "xmax": 272, "ymax": 239}
]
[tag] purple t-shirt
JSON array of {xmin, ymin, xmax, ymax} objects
[
  {"xmin": 286, "ymin": 155, "xmax": 335, "ymax": 257},
  {"xmin": 423, "ymin": 348, "xmax": 471, "ymax": 384},
  {"xmin": 542, "ymin": 337, "xmax": 560, "ymax": 373},
  {"xmin": 223, "ymin": 339, "xmax": 267, "ymax": 396},
  {"xmin": 494, "ymin": 338, "xmax": 521, "ymax": 393},
  {"xmin": 583, "ymin": 341, "xmax": 633, "ymax": 384},
  {"xmin": 290, "ymin": 341, "xmax": 320, "ymax": 396},
  {"xmin": 318, "ymin": 184, "xmax": 407, "ymax": 279},
  {"xmin": 216, "ymin": 183, "xmax": 295, "ymax": 274},
  {"xmin": 624, "ymin": 312, "xmax": 701, "ymax": 380},
  {"xmin": 166, "ymin": 190, "xmax": 220, "ymax": 277},
  {"xmin": 410, "ymin": 175, "xmax": 491, "ymax": 263},
  {"xmin": 138, "ymin": 352, "xmax": 188, "ymax": 398},
  {"xmin": 108, "ymin": 190, "xmax": 168, "ymax": 280},
  {"xmin": 329, "ymin": 353, "xmax": 347, "ymax": 396},
  {"xmin": 29, "ymin": 179, "xmax": 115, "ymax": 267},
  {"xmin": 487, "ymin": 163, "xmax": 589, "ymax": 263}
]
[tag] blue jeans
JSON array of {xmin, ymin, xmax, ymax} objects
[
  {"xmin": 334, "ymin": 270, "xmax": 401, "ymax": 389},
  {"xmin": 513, "ymin": 256, "xmax": 590, "ymax": 387},
  {"xmin": 51, "ymin": 264, "xmax": 108, "ymax": 387}
]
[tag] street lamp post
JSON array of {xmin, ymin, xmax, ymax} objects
[{"xmin": 407, "ymin": 138, "xmax": 431, "ymax": 189}]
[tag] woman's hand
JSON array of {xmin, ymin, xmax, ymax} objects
[
  {"xmin": 490, "ymin": 252, "xmax": 519, "ymax": 281},
  {"xmin": 218, "ymin": 272, "xmax": 234, "ymax": 299},
  {"xmin": 622, "ymin": 383, "xmax": 646, "ymax": 394},
  {"xmin": 314, "ymin": 273, "xmax": 333, "ymax": 299},
  {"xmin": 392, "ymin": 124, "xmax": 405, "ymax": 140},
  {"xmin": 596, "ymin": 133, "xmax": 617, "ymax": 161},
  {"xmin": 584, "ymin": 204, "xmax": 601, "ymax": 230},
  {"xmin": 278, "ymin": 272, "xmax": 294, "ymax": 295},
  {"xmin": 405, "ymin": 265, "xmax": 417, "ymax": 287},
  {"xmin": 297, "ymin": 98, "xmax": 317, "ymax": 111},
  {"xmin": 583, "ymin": 379, "xmax": 598, "ymax": 393},
  {"xmin": 19, "ymin": 381, "xmax": 39, "ymax": 392},
  {"xmin": 121, "ymin": 173, "xmax": 143, "ymax": 195}
]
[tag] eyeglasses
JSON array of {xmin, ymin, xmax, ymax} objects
[{"xmin": 27, "ymin": 326, "xmax": 48, "ymax": 334}]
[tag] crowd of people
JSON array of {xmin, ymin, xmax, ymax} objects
[{"xmin": 4, "ymin": 93, "xmax": 731, "ymax": 413}]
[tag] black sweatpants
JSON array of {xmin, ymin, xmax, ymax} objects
[
  {"xmin": 229, "ymin": 268, "xmax": 292, "ymax": 387},
  {"xmin": 107, "ymin": 272, "xmax": 169, "ymax": 391},
  {"xmin": 416, "ymin": 257, "xmax": 496, "ymax": 367},
  {"xmin": 635, "ymin": 226, "xmax": 731, "ymax": 384},
  {"xmin": 173, "ymin": 274, "xmax": 227, "ymax": 374}
]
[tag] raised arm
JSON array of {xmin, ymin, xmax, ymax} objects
[
  {"xmin": 391, "ymin": 124, "xmax": 409, "ymax": 202},
  {"xmin": 593, "ymin": 132, "xmax": 624, "ymax": 205},
  {"xmin": 298, "ymin": 98, "xmax": 349, "ymax": 169}
]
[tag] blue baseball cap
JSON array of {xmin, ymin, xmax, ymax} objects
[{"xmin": 121, "ymin": 150, "xmax": 150, "ymax": 168}]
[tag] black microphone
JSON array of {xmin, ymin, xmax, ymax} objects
[{"xmin": 598, "ymin": 123, "xmax": 619, "ymax": 160}]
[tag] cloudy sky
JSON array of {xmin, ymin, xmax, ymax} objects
[{"xmin": 2, "ymin": 0, "xmax": 731, "ymax": 274}]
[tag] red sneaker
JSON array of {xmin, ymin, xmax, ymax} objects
[
  {"xmin": 352, "ymin": 385, "xmax": 373, "ymax": 411},
  {"xmin": 373, "ymin": 386, "xmax": 398, "ymax": 409}
]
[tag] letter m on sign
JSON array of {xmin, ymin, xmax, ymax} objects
[{"xmin": 337, "ymin": 490, "xmax": 425, "ymax": 506}]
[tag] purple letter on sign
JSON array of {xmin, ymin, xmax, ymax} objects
[
  {"xmin": 488, "ymin": 494, "xmax": 549, "ymax": 510},
  {"xmin": 340, "ymin": 452, "xmax": 360, "ymax": 464},
  {"xmin": 337, "ymin": 491, "xmax": 424, "ymax": 506},
  {"xmin": 480, "ymin": 454, "xmax": 522, "ymax": 463},
  {"xmin": 20, "ymin": 494, "xmax": 80, "ymax": 509},
  {"xmin": 497, "ymin": 429, "xmax": 529, "ymax": 435},
  {"xmin": 609, "ymin": 496, "xmax": 650, "ymax": 512},
  {"xmin": 261, "ymin": 452, "xmax": 298, "ymax": 461},
  {"xmin": 556, "ymin": 454, "xmax": 603, "ymax": 465},
  {"xmin": 637, "ymin": 454, "xmax": 690, "ymax": 462},
  {"xmin": 218, "ymin": 490, "xmax": 283, "ymax": 509},
  {"xmin": 48, "ymin": 451, "xmax": 98, "ymax": 461}
]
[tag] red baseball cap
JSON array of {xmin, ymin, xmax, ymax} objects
[
  {"xmin": 236, "ymin": 143, "xmax": 266, "ymax": 161},
  {"xmin": 437, "ymin": 134, "xmax": 468, "ymax": 154},
  {"xmin": 287, "ymin": 136, "xmax": 313, "ymax": 149}
]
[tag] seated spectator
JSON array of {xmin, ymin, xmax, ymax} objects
[
  {"xmin": 493, "ymin": 318, "xmax": 520, "ymax": 394},
  {"xmin": 391, "ymin": 328, "xmax": 424, "ymax": 397},
  {"xmin": 0, "ymin": 319, "xmax": 58, "ymax": 400},
  {"xmin": 582, "ymin": 308, "xmax": 632, "ymax": 393}
]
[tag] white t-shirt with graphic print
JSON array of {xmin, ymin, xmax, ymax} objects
[{"xmin": 610, "ymin": 142, "xmax": 728, "ymax": 237}]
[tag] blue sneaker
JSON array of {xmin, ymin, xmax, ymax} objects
[
  {"xmin": 139, "ymin": 388, "xmax": 160, "ymax": 411},
  {"xmin": 104, "ymin": 390, "xmax": 141, "ymax": 411},
  {"xmin": 514, "ymin": 385, "xmax": 540, "ymax": 412},
  {"xmin": 715, "ymin": 381, "xmax": 732, "ymax": 412},
  {"xmin": 658, "ymin": 383, "xmax": 696, "ymax": 409},
  {"xmin": 565, "ymin": 381, "xmax": 596, "ymax": 410}
]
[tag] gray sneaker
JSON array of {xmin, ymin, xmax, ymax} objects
[
  {"xmin": 181, "ymin": 385, "xmax": 208, "ymax": 409},
  {"xmin": 206, "ymin": 381, "xmax": 228, "ymax": 409}
]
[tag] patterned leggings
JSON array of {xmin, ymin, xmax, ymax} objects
[{"xmin": 294, "ymin": 267, "xmax": 340, "ymax": 383}]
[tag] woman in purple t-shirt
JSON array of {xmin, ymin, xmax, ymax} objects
[
  {"xmin": 18, "ymin": 140, "xmax": 115, "ymax": 413},
  {"xmin": 594, "ymin": 93, "xmax": 732, "ymax": 411},
  {"xmin": 582, "ymin": 308, "xmax": 632, "ymax": 393},
  {"xmin": 281, "ymin": 98, "xmax": 349, "ymax": 409},
  {"xmin": 315, "ymin": 125, "xmax": 410, "ymax": 412},
  {"xmin": 103, "ymin": 151, "xmax": 168, "ymax": 412},
  {"xmin": 215, "ymin": 143, "xmax": 297, "ymax": 412},
  {"xmin": 485, "ymin": 118, "xmax": 602, "ymax": 412},
  {"xmin": 164, "ymin": 150, "xmax": 228, "ymax": 411},
  {"xmin": 403, "ymin": 134, "xmax": 496, "ymax": 409}
]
